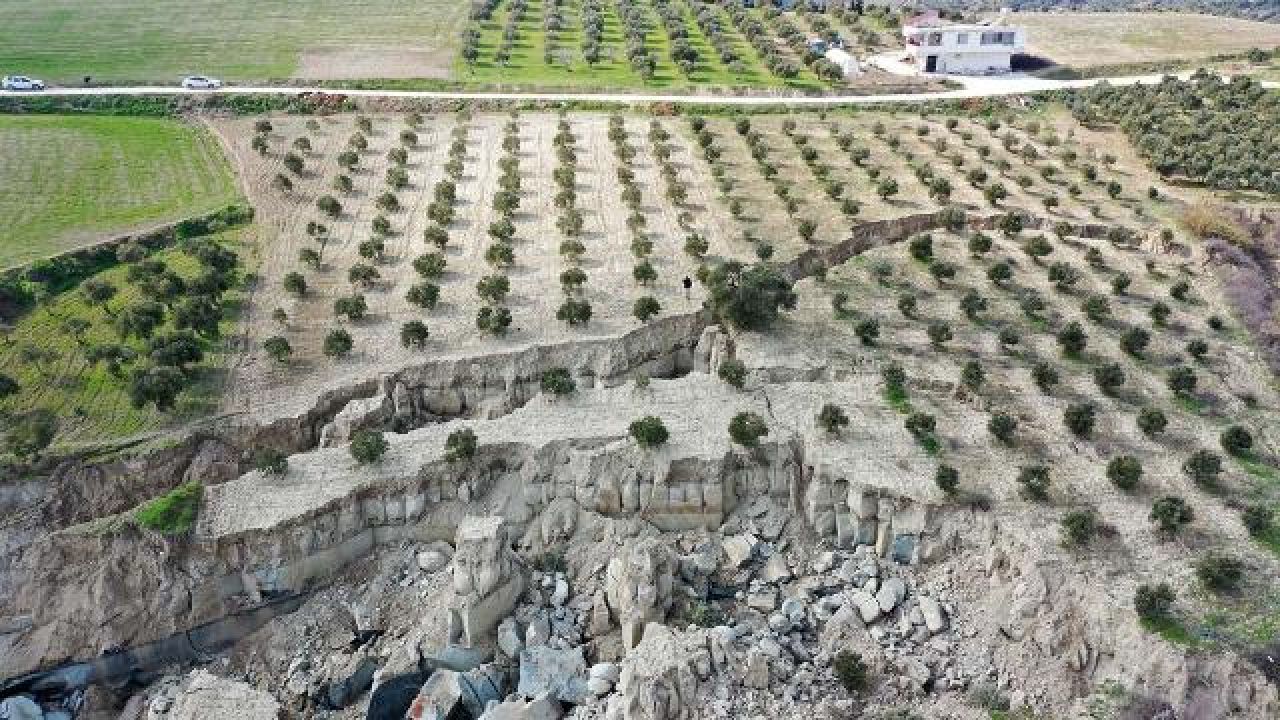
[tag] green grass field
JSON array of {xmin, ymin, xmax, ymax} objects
[
  {"xmin": 0, "ymin": 227, "xmax": 254, "ymax": 448},
  {"xmin": 0, "ymin": 0, "xmax": 468, "ymax": 84},
  {"xmin": 0, "ymin": 115, "xmax": 239, "ymax": 268}
]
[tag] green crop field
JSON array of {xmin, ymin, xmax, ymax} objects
[
  {"xmin": 0, "ymin": 0, "xmax": 468, "ymax": 85},
  {"xmin": 0, "ymin": 115, "xmax": 239, "ymax": 268},
  {"xmin": 458, "ymin": 0, "xmax": 828, "ymax": 90},
  {"xmin": 0, "ymin": 227, "xmax": 254, "ymax": 448}
]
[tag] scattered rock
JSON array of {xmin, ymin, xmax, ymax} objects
[
  {"xmin": 0, "ymin": 697, "xmax": 43, "ymax": 720},
  {"xmin": 849, "ymin": 589, "xmax": 881, "ymax": 624},
  {"xmin": 742, "ymin": 649, "xmax": 770, "ymax": 689},
  {"xmin": 498, "ymin": 617, "xmax": 524, "ymax": 659},
  {"xmin": 722, "ymin": 535, "xmax": 757, "ymax": 569},
  {"xmin": 876, "ymin": 577, "xmax": 906, "ymax": 614},
  {"xmin": 761, "ymin": 553, "xmax": 792, "ymax": 584},
  {"xmin": 919, "ymin": 596, "xmax": 948, "ymax": 634}
]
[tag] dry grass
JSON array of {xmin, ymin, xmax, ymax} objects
[
  {"xmin": 1180, "ymin": 203, "xmax": 1249, "ymax": 246},
  {"xmin": 1010, "ymin": 12, "xmax": 1280, "ymax": 68}
]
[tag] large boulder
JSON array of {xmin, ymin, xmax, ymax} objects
[
  {"xmin": 408, "ymin": 664, "xmax": 506, "ymax": 720},
  {"xmin": 150, "ymin": 669, "xmax": 279, "ymax": 719},
  {"xmin": 477, "ymin": 693, "xmax": 563, "ymax": 720},
  {"xmin": 449, "ymin": 516, "xmax": 525, "ymax": 648},
  {"xmin": 607, "ymin": 624, "xmax": 707, "ymax": 720},
  {"xmin": 517, "ymin": 645, "xmax": 589, "ymax": 704},
  {"xmin": 605, "ymin": 538, "xmax": 676, "ymax": 651}
]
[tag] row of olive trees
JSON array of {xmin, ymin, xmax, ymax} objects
[
  {"xmin": 550, "ymin": 115, "xmax": 592, "ymax": 327},
  {"xmin": 606, "ymin": 115, "xmax": 663, "ymax": 323},
  {"xmin": 724, "ymin": 5, "xmax": 799, "ymax": 80},
  {"xmin": 613, "ymin": 0, "xmax": 658, "ymax": 80}
]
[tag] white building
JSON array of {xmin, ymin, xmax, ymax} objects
[{"xmin": 901, "ymin": 12, "xmax": 1026, "ymax": 76}]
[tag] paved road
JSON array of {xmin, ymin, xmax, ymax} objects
[{"xmin": 3, "ymin": 73, "xmax": 1273, "ymax": 106}]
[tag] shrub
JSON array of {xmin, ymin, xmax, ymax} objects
[
  {"xmin": 1137, "ymin": 407, "xmax": 1168, "ymax": 437},
  {"xmin": 1082, "ymin": 294, "xmax": 1110, "ymax": 323},
  {"xmin": 1134, "ymin": 583, "xmax": 1175, "ymax": 621},
  {"xmin": 997, "ymin": 326, "xmax": 1020, "ymax": 350},
  {"xmin": 633, "ymin": 296, "xmax": 661, "ymax": 322},
  {"xmin": 1017, "ymin": 465, "xmax": 1051, "ymax": 501},
  {"xmin": 968, "ymin": 233, "xmax": 993, "ymax": 256},
  {"xmin": 833, "ymin": 650, "xmax": 868, "ymax": 694},
  {"xmin": 350, "ymin": 430, "xmax": 388, "ymax": 464},
  {"xmin": 718, "ymin": 358, "xmax": 747, "ymax": 389},
  {"xmin": 323, "ymin": 328, "xmax": 353, "ymax": 358},
  {"xmin": 1242, "ymin": 504, "xmax": 1274, "ymax": 537},
  {"xmin": 540, "ymin": 367, "xmax": 576, "ymax": 396},
  {"xmin": 406, "ymin": 282, "xmax": 440, "ymax": 310},
  {"xmin": 1120, "ymin": 326, "xmax": 1150, "ymax": 357},
  {"xmin": 960, "ymin": 290, "xmax": 987, "ymax": 320},
  {"xmin": 629, "ymin": 416, "xmax": 669, "ymax": 448},
  {"xmin": 988, "ymin": 413, "xmax": 1017, "ymax": 445},
  {"xmin": 935, "ymin": 464, "xmax": 959, "ymax": 494},
  {"xmin": 1063, "ymin": 403, "xmax": 1096, "ymax": 438},
  {"xmin": 704, "ymin": 262, "xmax": 796, "ymax": 331},
  {"xmin": 1093, "ymin": 362, "xmax": 1125, "ymax": 395},
  {"xmin": 1196, "ymin": 554, "xmax": 1244, "ymax": 594},
  {"xmin": 1185, "ymin": 338, "xmax": 1209, "ymax": 362},
  {"xmin": 961, "ymin": 361, "xmax": 984, "ymax": 391},
  {"xmin": 334, "ymin": 294, "xmax": 368, "ymax": 322},
  {"xmin": 1150, "ymin": 301, "xmax": 1171, "ymax": 327},
  {"xmin": 904, "ymin": 412, "xmax": 936, "ymax": 438},
  {"xmin": 1111, "ymin": 272, "xmax": 1132, "ymax": 295},
  {"xmin": 1183, "ymin": 449, "xmax": 1223, "ymax": 487},
  {"xmin": 556, "ymin": 298, "xmax": 593, "ymax": 326},
  {"xmin": 1047, "ymin": 262, "xmax": 1080, "ymax": 293},
  {"xmin": 929, "ymin": 261, "xmax": 957, "ymax": 284},
  {"xmin": 897, "ymin": 294, "xmax": 917, "ymax": 318},
  {"xmin": 1167, "ymin": 365, "xmax": 1197, "ymax": 396},
  {"xmin": 5, "ymin": 409, "xmax": 59, "ymax": 459},
  {"xmin": 0, "ymin": 373, "xmax": 18, "ymax": 400},
  {"xmin": 1032, "ymin": 362, "xmax": 1059, "ymax": 394},
  {"xmin": 729, "ymin": 412, "xmax": 769, "ymax": 448},
  {"xmin": 855, "ymin": 318, "xmax": 880, "ymax": 346},
  {"xmin": 134, "ymin": 481, "xmax": 203, "ymax": 535},
  {"xmin": 926, "ymin": 321, "xmax": 952, "ymax": 349},
  {"xmin": 400, "ymin": 320, "xmax": 430, "ymax": 348},
  {"xmin": 817, "ymin": 404, "xmax": 849, "ymax": 435},
  {"xmin": 1023, "ymin": 235, "xmax": 1053, "ymax": 261},
  {"xmin": 414, "ymin": 252, "xmax": 447, "ymax": 279},
  {"xmin": 1170, "ymin": 280, "xmax": 1191, "ymax": 302},
  {"xmin": 1057, "ymin": 321, "xmax": 1088, "ymax": 357},
  {"xmin": 445, "ymin": 427, "xmax": 478, "ymax": 462},
  {"xmin": 263, "ymin": 336, "xmax": 293, "ymax": 363},
  {"xmin": 908, "ymin": 234, "xmax": 933, "ymax": 262},
  {"xmin": 476, "ymin": 274, "xmax": 511, "ymax": 304},
  {"xmin": 1061, "ymin": 509, "xmax": 1097, "ymax": 547},
  {"xmin": 283, "ymin": 272, "xmax": 307, "ymax": 296},
  {"xmin": 317, "ymin": 195, "xmax": 342, "ymax": 217},
  {"xmin": 476, "ymin": 305, "xmax": 513, "ymax": 335},
  {"xmin": 1150, "ymin": 496, "xmax": 1193, "ymax": 533},
  {"xmin": 1220, "ymin": 425, "xmax": 1253, "ymax": 456},
  {"xmin": 882, "ymin": 361, "xmax": 907, "ymax": 396},
  {"xmin": 1107, "ymin": 456, "xmax": 1143, "ymax": 491}
]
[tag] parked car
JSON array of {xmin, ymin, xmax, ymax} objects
[
  {"xmin": 181, "ymin": 75, "xmax": 222, "ymax": 90},
  {"xmin": 2, "ymin": 75, "xmax": 45, "ymax": 91}
]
